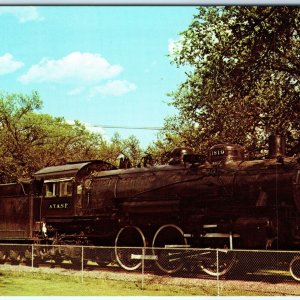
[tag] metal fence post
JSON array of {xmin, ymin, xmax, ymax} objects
[
  {"xmin": 141, "ymin": 247, "xmax": 145, "ymax": 290},
  {"xmin": 31, "ymin": 244, "xmax": 34, "ymax": 269},
  {"xmin": 217, "ymin": 249, "xmax": 220, "ymax": 296},
  {"xmin": 81, "ymin": 246, "xmax": 84, "ymax": 283}
]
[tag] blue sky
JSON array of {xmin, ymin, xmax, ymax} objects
[{"xmin": 0, "ymin": 6, "xmax": 197, "ymax": 148}]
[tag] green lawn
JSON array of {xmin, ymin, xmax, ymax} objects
[
  {"xmin": 0, "ymin": 269, "xmax": 214, "ymax": 296},
  {"xmin": 0, "ymin": 267, "xmax": 293, "ymax": 296}
]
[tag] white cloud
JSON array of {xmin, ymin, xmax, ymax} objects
[
  {"xmin": 89, "ymin": 80, "xmax": 137, "ymax": 97},
  {"xmin": 67, "ymin": 87, "xmax": 86, "ymax": 96},
  {"xmin": 85, "ymin": 123, "xmax": 106, "ymax": 136},
  {"xmin": 0, "ymin": 53, "xmax": 24, "ymax": 75},
  {"xmin": 67, "ymin": 119, "xmax": 107, "ymax": 139},
  {"xmin": 19, "ymin": 52, "xmax": 123, "ymax": 84},
  {"xmin": 0, "ymin": 7, "xmax": 43, "ymax": 23}
]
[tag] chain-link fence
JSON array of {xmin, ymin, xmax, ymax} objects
[{"xmin": 0, "ymin": 243, "xmax": 300, "ymax": 295}]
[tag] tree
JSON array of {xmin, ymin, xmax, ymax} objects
[
  {"xmin": 98, "ymin": 132, "xmax": 144, "ymax": 167},
  {"xmin": 0, "ymin": 91, "xmax": 43, "ymax": 181},
  {"xmin": 0, "ymin": 91, "xmax": 138, "ymax": 182},
  {"xmin": 27, "ymin": 116, "xmax": 105, "ymax": 168},
  {"xmin": 0, "ymin": 91, "xmax": 147, "ymax": 181},
  {"xmin": 157, "ymin": 6, "xmax": 300, "ymax": 158}
]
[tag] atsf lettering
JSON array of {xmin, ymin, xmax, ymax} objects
[{"xmin": 49, "ymin": 203, "xmax": 69, "ymax": 209}]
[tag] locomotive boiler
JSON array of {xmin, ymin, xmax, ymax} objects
[{"xmin": 1, "ymin": 134, "xmax": 300, "ymax": 278}]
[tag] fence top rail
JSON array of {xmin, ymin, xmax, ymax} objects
[{"xmin": 0, "ymin": 243, "xmax": 300, "ymax": 254}]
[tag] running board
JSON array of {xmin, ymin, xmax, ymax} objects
[
  {"xmin": 164, "ymin": 244, "xmax": 191, "ymax": 248},
  {"xmin": 131, "ymin": 254, "xmax": 158, "ymax": 261},
  {"xmin": 201, "ymin": 233, "xmax": 240, "ymax": 238}
]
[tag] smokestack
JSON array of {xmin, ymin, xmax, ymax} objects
[{"xmin": 268, "ymin": 134, "xmax": 286, "ymax": 158}]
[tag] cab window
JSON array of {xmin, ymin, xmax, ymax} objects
[
  {"xmin": 59, "ymin": 181, "xmax": 72, "ymax": 197},
  {"xmin": 44, "ymin": 180, "xmax": 73, "ymax": 198}
]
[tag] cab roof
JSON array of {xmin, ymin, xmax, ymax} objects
[{"xmin": 34, "ymin": 160, "xmax": 115, "ymax": 180}]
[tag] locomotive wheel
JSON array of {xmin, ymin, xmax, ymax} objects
[
  {"xmin": 199, "ymin": 246, "xmax": 236, "ymax": 277},
  {"xmin": 289, "ymin": 256, "xmax": 300, "ymax": 281},
  {"xmin": 50, "ymin": 243, "xmax": 64, "ymax": 264},
  {"xmin": 69, "ymin": 247, "xmax": 87, "ymax": 268},
  {"xmin": 9, "ymin": 250, "xmax": 21, "ymax": 265},
  {"xmin": 54, "ymin": 253, "xmax": 64, "ymax": 264},
  {"xmin": 71, "ymin": 258, "xmax": 88, "ymax": 269},
  {"xmin": 152, "ymin": 224, "xmax": 187, "ymax": 274},
  {"xmin": 0, "ymin": 250, "xmax": 7, "ymax": 263},
  {"xmin": 95, "ymin": 248, "xmax": 115, "ymax": 267},
  {"xmin": 115, "ymin": 226, "xmax": 146, "ymax": 271},
  {"xmin": 51, "ymin": 246, "xmax": 64, "ymax": 264},
  {"xmin": 23, "ymin": 249, "xmax": 33, "ymax": 265}
]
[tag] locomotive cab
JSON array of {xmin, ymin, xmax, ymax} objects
[
  {"xmin": 31, "ymin": 160, "xmax": 117, "ymax": 242},
  {"xmin": 43, "ymin": 178, "xmax": 73, "ymax": 210},
  {"xmin": 33, "ymin": 160, "xmax": 116, "ymax": 218}
]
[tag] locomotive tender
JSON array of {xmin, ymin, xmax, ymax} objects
[{"xmin": 1, "ymin": 134, "xmax": 300, "ymax": 278}]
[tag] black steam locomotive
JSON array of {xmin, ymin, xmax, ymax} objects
[{"xmin": 1, "ymin": 135, "xmax": 300, "ymax": 278}]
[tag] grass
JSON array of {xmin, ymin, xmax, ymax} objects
[
  {"xmin": 0, "ymin": 266, "xmax": 297, "ymax": 296},
  {"xmin": 0, "ymin": 268, "xmax": 214, "ymax": 296}
]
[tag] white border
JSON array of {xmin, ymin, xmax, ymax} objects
[{"xmin": 0, "ymin": 0, "xmax": 299, "ymax": 5}]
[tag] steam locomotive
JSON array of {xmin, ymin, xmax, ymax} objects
[{"xmin": 1, "ymin": 134, "xmax": 300, "ymax": 279}]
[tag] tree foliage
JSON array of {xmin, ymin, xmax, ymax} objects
[
  {"xmin": 0, "ymin": 91, "xmax": 143, "ymax": 182},
  {"xmin": 154, "ymin": 6, "xmax": 300, "ymax": 160},
  {"xmin": 98, "ymin": 132, "xmax": 144, "ymax": 167}
]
